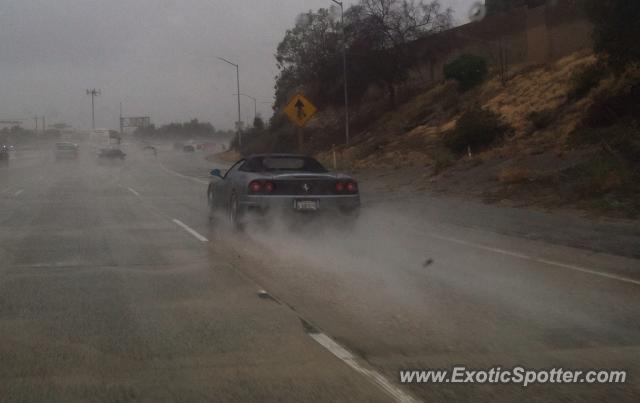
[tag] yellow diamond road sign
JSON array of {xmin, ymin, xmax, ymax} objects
[{"xmin": 283, "ymin": 93, "xmax": 317, "ymax": 127}]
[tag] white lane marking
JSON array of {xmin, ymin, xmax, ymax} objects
[
  {"xmin": 1, "ymin": 187, "xmax": 11, "ymax": 194},
  {"xmin": 309, "ymin": 333, "xmax": 420, "ymax": 403},
  {"xmin": 172, "ymin": 219, "xmax": 209, "ymax": 242},
  {"xmin": 127, "ymin": 187, "xmax": 141, "ymax": 197},
  {"xmin": 160, "ymin": 163, "xmax": 209, "ymax": 185},
  {"xmin": 228, "ymin": 266, "xmax": 420, "ymax": 402},
  {"xmin": 14, "ymin": 189, "xmax": 24, "ymax": 196},
  {"xmin": 426, "ymin": 233, "xmax": 640, "ymax": 286},
  {"xmin": 535, "ymin": 258, "xmax": 640, "ymax": 286}
]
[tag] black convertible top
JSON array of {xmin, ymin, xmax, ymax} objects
[
  {"xmin": 246, "ymin": 153, "xmax": 305, "ymax": 158},
  {"xmin": 242, "ymin": 154, "xmax": 327, "ymax": 173}
]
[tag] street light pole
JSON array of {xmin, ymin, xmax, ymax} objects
[
  {"xmin": 235, "ymin": 93, "xmax": 257, "ymax": 124},
  {"xmin": 86, "ymin": 89, "xmax": 101, "ymax": 130},
  {"xmin": 332, "ymin": 0, "xmax": 350, "ymax": 146},
  {"xmin": 218, "ymin": 57, "xmax": 242, "ymax": 147}
]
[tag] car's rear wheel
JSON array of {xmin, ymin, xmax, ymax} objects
[
  {"xmin": 229, "ymin": 193, "xmax": 243, "ymax": 230},
  {"xmin": 207, "ymin": 185, "xmax": 214, "ymax": 206},
  {"xmin": 207, "ymin": 188, "xmax": 215, "ymax": 222}
]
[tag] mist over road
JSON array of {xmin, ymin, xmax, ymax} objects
[
  {"xmin": 0, "ymin": 140, "xmax": 639, "ymax": 402},
  {"xmin": 0, "ymin": 143, "xmax": 388, "ymax": 402}
]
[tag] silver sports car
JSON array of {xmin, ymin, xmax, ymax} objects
[{"xmin": 207, "ymin": 154, "xmax": 360, "ymax": 227}]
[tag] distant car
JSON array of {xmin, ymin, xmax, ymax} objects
[
  {"xmin": 98, "ymin": 148, "xmax": 126, "ymax": 160},
  {"xmin": 142, "ymin": 145, "xmax": 157, "ymax": 156},
  {"xmin": 54, "ymin": 142, "xmax": 79, "ymax": 160},
  {"xmin": 207, "ymin": 154, "xmax": 360, "ymax": 228},
  {"xmin": 183, "ymin": 144, "xmax": 195, "ymax": 152}
]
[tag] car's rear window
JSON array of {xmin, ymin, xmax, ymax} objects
[
  {"xmin": 242, "ymin": 156, "xmax": 327, "ymax": 173},
  {"xmin": 56, "ymin": 143, "xmax": 76, "ymax": 150}
]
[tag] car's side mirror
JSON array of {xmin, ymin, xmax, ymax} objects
[{"xmin": 210, "ymin": 169, "xmax": 223, "ymax": 178}]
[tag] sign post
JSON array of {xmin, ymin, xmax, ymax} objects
[{"xmin": 283, "ymin": 93, "xmax": 317, "ymax": 152}]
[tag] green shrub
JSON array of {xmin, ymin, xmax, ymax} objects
[
  {"xmin": 567, "ymin": 63, "xmax": 609, "ymax": 100},
  {"xmin": 445, "ymin": 106, "xmax": 507, "ymax": 153},
  {"xmin": 443, "ymin": 54, "xmax": 488, "ymax": 91}
]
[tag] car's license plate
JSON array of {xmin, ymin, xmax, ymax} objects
[{"xmin": 294, "ymin": 200, "xmax": 319, "ymax": 211}]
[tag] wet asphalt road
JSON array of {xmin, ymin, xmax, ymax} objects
[
  {"xmin": 1, "ymin": 142, "xmax": 639, "ymax": 402},
  {"xmin": 0, "ymin": 145, "xmax": 389, "ymax": 402}
]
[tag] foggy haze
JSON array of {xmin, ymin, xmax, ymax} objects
[{"xmin": 0, "ymin": 0, "xmax": 474, "ymax": 131}]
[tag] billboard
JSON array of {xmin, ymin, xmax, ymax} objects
[{"xmin": 120, "ymin": 116, "xmax": 151, "ymax": 128}]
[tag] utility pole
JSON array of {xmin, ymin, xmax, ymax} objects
[
  {"xmin": 119, "ymin": 102, "xmax": 123, "ymax": 134},
  {"xmin": 332, "ymin": 0, "xmax": 350, "ymax": 146},
  {"xmin": 42, "ymin": 116, "xmax": 45, "ymax": 132},
  {"xmin": 218, "ymin": 57, "xmax": 242, "ymax": 147},
  {"xmin": 86, "ymin": 89, "xmax": 101, "ymax": 130},
  {"xmin": 34, "ymin": 116, "xmax": 38, "ymax": 133}
]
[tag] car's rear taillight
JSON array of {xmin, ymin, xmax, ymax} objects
[
  {"xmin": 335, "ymin": 181, "xmax": 358, "ymax": 194},
  {"xmin": 249, "ymin": 181, "xmax": 262, "ymax": 193},
  {"xmin": 249, "ymin": 180, "xmax": 275, "ymax": 194}
]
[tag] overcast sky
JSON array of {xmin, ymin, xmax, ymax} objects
[{"xmin": 0, "ymin": 0, "xmax": 476, "ymax": 131}]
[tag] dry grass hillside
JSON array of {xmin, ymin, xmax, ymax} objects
[
  {"xmin": 309, "ymin": 51, "xmax": 639, "ymax": 218},
  {"xmin": 317, "ymin": 52, "xmax": 595, "ymax": 167}
]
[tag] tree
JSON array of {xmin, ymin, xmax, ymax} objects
[
  {"xmin": 351, "ymin": 0, "xmax": 451, "ymax": 48},
  {"xmin": 443, "ymin": 54, "xmax": 488, "ymax": 91},
  {"xmin": 253, "ymin": 115, "xmax": 265, "ymax": 131},
  {"xmin": 485, "ymin": 0, "xmax": 545, "ymax": 15},
  {"xmin": 134, "ymin": 119, "xmax": 219, "ymax": 138},
  {"xmin": 274, "ymin": 9, "xmax": 342, "ymax": 107},
  {"xmin": 586, "ymin": 0, "xmax": 640, "ymax": 73},
  {"xmin": 273, "ymin": 0, "xmax": 452, "ymax": 109},
  {"xmin": 344, "ymin": 0, "xmax": 452, "ymax": 106}
]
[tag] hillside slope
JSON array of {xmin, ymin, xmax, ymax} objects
[{"xmin": 307, "ymin": 51, "xmax": 639, "ymax": 218}]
